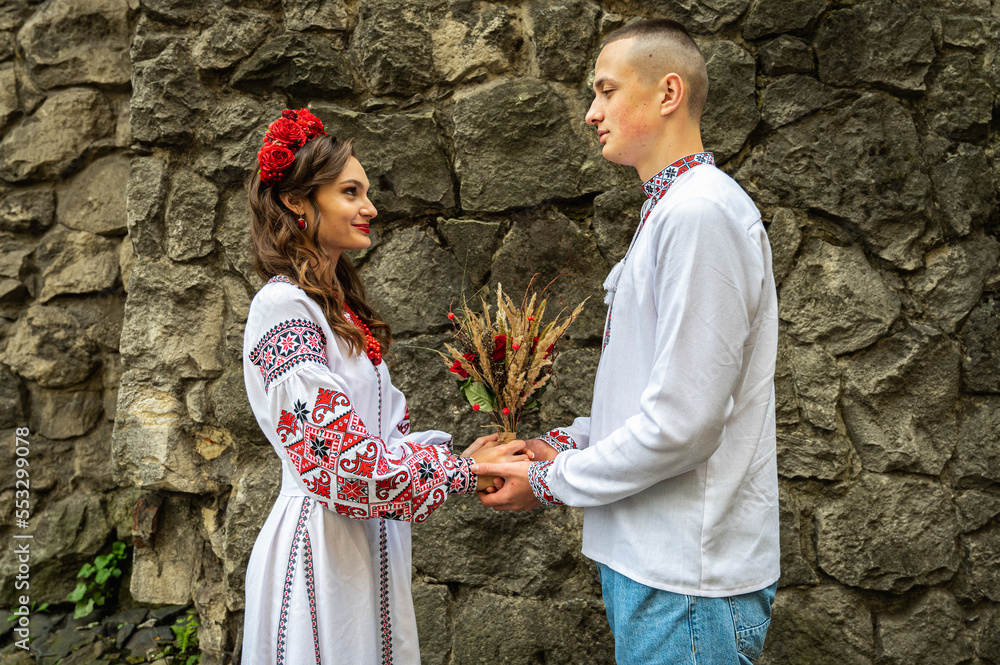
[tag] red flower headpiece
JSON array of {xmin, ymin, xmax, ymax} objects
[{"xmin": 257, "ymin": 108, "xmax": 328, "ymax": 187}]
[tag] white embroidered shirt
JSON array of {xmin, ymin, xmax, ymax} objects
[{"xmin": 529, "ymin": 155, "xmax": 781, "ymax": 597}]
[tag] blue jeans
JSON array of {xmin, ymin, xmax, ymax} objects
[{"xmin": 598, "ymin": 563, "xmax": 777, "ymax": 665}]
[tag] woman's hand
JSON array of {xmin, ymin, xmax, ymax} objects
[
  {"xmin": 470, "ymin": 439, "xmax": 533, "ymax": 491},
  {"xmin": 461, "ymin": 432, "xmax": 500, "ymax": 458}
]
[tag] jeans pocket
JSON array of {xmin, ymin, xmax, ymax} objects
[
  {"xmin": 734, "ymin": 620, "xmax": 770, "ymax": 662},
  {"xmin": 728, "ymin": 583, "xmax": 776, "ymax": 662}
]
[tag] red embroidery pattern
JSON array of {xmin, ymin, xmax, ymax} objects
[
  {"xmin": 276, "ymin": 388, "xmax": 476, "ymax": 523},
  {"xmin": 539, "ymin": 428, "xmax": 578, "ymax": 453},
  {"xmin": 276, "ymin": 498, "xmax": 313, "ymax": 664},
  {"xmin": 249, "ymin": 319, "xmax": 327, "ymax": 393},
  {"xmin": 529, "ymin": 460, "xmax": 563, "ymax": 507},
  {"xmin": 301, "ymin": 529, "xmax": 321, "ymax": 665},
  {"xmin": 641, "ymin": 152, "xmax": 715, "ymax": 215},
  {"xmin": 379, "ymin": 520, "xmax": 392, "ymax": 665},
  {"xmin": 397, "ymin": 404, "xmax": 410, "ymax": 435}
]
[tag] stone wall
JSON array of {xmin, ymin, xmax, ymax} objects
[
  {"xmin": 0, "ymin": 0, "xmax": 141, "ymax": 636},
  {"xmin": 0, "ymin": 0, "xmax": 998, "ymax": 663}
]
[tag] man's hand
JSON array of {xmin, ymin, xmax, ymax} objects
[
  {"xmin": 472, "ymin": 461, "xmax": 542, "ymax": 511},
  {"xmin": 523, "ymin": 438, "xmax": 557, "ymax": 462},
  {"xmin": 466, "ymin": 440, "xmax": 532, "ymax": 491},
  {"xmin": 485, "ymin": 439, "xmax": 556, "ymax": 493}
]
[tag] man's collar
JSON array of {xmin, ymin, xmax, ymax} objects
[{"xmin": 641, "ymin": 152, "xmax": 715, "ymax": 199}]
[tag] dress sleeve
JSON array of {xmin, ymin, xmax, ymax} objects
[
  {"xmin": 384, "ymin": 382, "xmax": 455, "ymax": 457},
  {"xmin": 245, "ymin": 290, "xmax": 477, "ymax": 523}
]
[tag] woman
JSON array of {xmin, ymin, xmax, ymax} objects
[{"xmin": 241, "ymin": 108, "xmax": 525, "ymax": 664}]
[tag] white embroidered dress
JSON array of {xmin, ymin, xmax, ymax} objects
[{"xmin": 240, "ymin": 275, "xmax": 476, "ymax": 665}]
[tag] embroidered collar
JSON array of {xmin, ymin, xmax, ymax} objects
[
  {"xmin": 601, "ymin": 152, "xmax": 716, "ymax": 314},
  {"xmin": 267, "ymin": 275, "xmax": 294, "ymax": 286},
  {"xmin": 641, "ymin": 152, "xmax": 715, "ymax": 200}
]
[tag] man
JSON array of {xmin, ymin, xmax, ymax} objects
[{"xmin": 472, "ymin": 19, "xmax": 780, "ymax": 665}]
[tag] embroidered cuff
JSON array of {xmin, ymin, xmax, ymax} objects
[
  {"xmin": 528, "ymin": 461, "xmax": 564, "ymax": 507},
  {"xmin": 539, "ymin": 428, "xmax": 578, "ymax": 454},
  {"xmin": 446, "ymin": 456, "xmax": 477, "ymax": 495}
]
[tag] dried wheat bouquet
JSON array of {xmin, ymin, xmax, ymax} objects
[{"xmin": 442, "ymin": 279, "xmax": 586, "ymax": 444}]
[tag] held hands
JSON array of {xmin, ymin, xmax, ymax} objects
[
  {"xmin": 461, "ymin": 433, "xmax": 534, "ymax": 492},
  {"xmin": 482, "ymin": 438, "xmax": 557, "ymax": 494},
  {"xmin": 471, "ymin": 438, "xmax": 558, "ymax": 511}
]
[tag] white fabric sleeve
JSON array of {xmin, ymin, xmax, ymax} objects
[
  {"xmin": 533, "ymin": 196, "xmax": 763, "ymax": 507},
  {"xmin": 384, "ymin": 382, "xmax": 456, "ymax": 458}
]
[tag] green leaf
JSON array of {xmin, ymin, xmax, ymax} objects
[
  {"xmin": 95, "ymin": 567, "xmax": 112, "ymax": 585},
  {"xmin": 112, "ymin": 541, "xmax": 126, "ymax": 556},
  {"xmin": 77, "ymin": 563, "xmax": 95, "ymax": 579},
  {"xmin": 111, "ymin": 568, "xmax": 122, "ymax": 578},
  {"xmin": 36, "ymin": 603, "xmax": 49, "ymax": 613},
  {"xmin": 93, "ymin": 592, "xmax": 106, "ymax": 606},
  {"xmin": 66, "ymin": 582, "xmax": 88, "ymax": 602},
  {"xmin": 73, "ymin": 598, "xmax": 94, "ymax": 620},
  {"xmin": 522, "ymin": 399, "xmax": 541, "ymax": 411},
  {"xmin": 95, "ymin": 554, "xmax": 112, "ymax": 569},
  {"xmin": 460, "ymin": 382, "xmax": 495, "ymax": 412}
]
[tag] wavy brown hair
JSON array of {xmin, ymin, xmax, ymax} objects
[{"xmin": 246, "ymin": 133, "xmax": 393, "ymax": 360}]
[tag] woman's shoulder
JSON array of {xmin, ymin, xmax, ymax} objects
[
  {"xmin": 247, "ymin": 275, "xmax": 326, "ymax": 331},
  {"xmin": 244, "ymin": 277, "xmax": 335, "ymax": 381},
  {"xmin": 251, "ymin": 275, "xmax": 310, "ymax": 307},
  {"xmin": 253, "ymin": 274, "xmax": 303, "ymax": 300}
]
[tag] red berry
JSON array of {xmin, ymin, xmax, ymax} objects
[
  {"xmin": 448, "ymin": 312, "xmax": 455, "ymax": 320},
  {"xmin": 512, "ymin": 343, "xmax": 520, "ymax": 351},
  {"xmin": 502, "ymin": 408, "xmax": 510, "ymax": 415},
  {"xmin": 528, "ymin": 316, "xmax": 535, "ymax": 322},
  {"xmin": 472, "ymin": 404, "xmax": 480, "ymax": 411}
]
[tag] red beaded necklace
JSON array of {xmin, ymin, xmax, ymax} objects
[{"xmin": 343, "ymin": 302, "xmax": 382, "ymax": 366}]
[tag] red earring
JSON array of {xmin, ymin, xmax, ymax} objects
[{"xmin": 297, "ymin": 216, "xmax": 307, "ymax": 230}]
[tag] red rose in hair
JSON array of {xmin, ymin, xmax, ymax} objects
[
  {"xmin": 259, "ymin": 143, "xmax": 295, "ymax": 176},
  {"xmin": 266, "ymin": 118, "xmax": 307, "ymax": 150},
  {"xmin": 294, "ymin": 108, "xmax": 326, "ymax": 139}
]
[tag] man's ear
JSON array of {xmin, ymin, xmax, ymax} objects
[{"xmin": 659, "ymin": 72, "xmax": 685, "ymax": 117}]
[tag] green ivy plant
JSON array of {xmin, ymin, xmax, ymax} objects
[
  {"xmin": 5, "ymin": 601, "xmax": 49, "ymax": 622},
  {"xmin": 157, "ymin": 612, "xmax": 201, "ymax": 665},
  {"xmin": 66, "ymin": 541, "xmax": 128, "ymax": 619}
]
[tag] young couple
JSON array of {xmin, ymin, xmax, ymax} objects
[{"xmin": 240, "ymin": 19, "xmax": 779, "ymax": 665}]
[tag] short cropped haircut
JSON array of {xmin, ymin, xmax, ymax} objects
[{"xmin": 603, "ymin": 19, "xmax": 709, "ymax": 121}]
